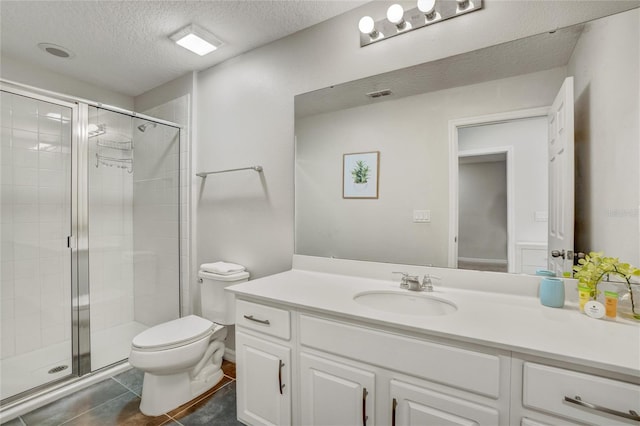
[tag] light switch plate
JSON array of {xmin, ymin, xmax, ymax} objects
[
  {"xmin": 534, "ymin": 211, "xmax": 548, "ymax": 222},
  {"xmin": 413, "ymin": 210, "xmax": 431, "ymax": 223}
]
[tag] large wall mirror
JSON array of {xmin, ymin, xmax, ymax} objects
[{"xmin": 295, "ymin": 8, "xmax": 639, "ymax": 275}]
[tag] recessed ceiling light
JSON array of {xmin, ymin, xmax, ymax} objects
[
  {"xmin": 170, "ymin": 24, "xmax": 223, "ymax": 56},
  {"xmin": 38, "ymin": 43, "xmax": 75, "ymax": 59}
]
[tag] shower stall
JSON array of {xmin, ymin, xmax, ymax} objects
[{"xmin": 0, "ymin": 83, "xmax": 182, "ymax": 408}]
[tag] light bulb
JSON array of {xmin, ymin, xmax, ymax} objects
[
  {"xmin": 417, "ymin": 0, "xmax": 436, "ymax": 15},
  {"xmin": 358, "ymin": 16, "xmax": 375, "ymax": 34},
  {"xmin": 386, "ymin": 4, "xmax": 405, "ymax": 25},
  {"xmin": 456, "ymin": 0, "xmax": 470, "ymax": 10}
]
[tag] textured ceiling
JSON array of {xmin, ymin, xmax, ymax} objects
[
  {"xmin": 0, "ymin": 0, "xmax": 365, "ymax": 97},
  {"xmin": 295, "ymin": 23, "xmax": 585, "ymax": 118}
]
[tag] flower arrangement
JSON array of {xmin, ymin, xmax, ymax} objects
[{"xmin": 573, "ymin": 251, "xmax": 640, "ymax": 320}]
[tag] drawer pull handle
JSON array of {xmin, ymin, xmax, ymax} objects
[
  {"xmin": 564, "ymin": 395, "xmax": 640, "ymax": 422},
  {"xmin": 391, "ymin": 398, "xmax": 398, "ymax": 426},
  {"xmin": 362, "ymin": 387, "xmax": 368, "ymax": 426},
  {"xmin": 243, "ymin": 315, "xmax": 270, "ymax": 325},
  {"xmin": 278, "ymin": 360, "xmax": 285, "ymax": 395}
]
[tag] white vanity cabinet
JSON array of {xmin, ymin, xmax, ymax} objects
[
  {"xmin": 390, "ymin": 378, "xmax": 501, "ymax": 426},
  {"xmin": 234, "ymin": 296, "xmax": 639, "ymax": 426},
  {"xmin": 511, "ymin": 359, "xmax": 640, "ymax": 426},
  {"xmin": 235, "ymin": 300, "xmax": 292, "ymax": 426},
  {"xmin": 299, "ymin": 352, "xmax": 375, "ymax": 426}
]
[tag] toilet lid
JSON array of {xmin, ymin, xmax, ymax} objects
[{"xmin": 132, "ymin": 315, "xmax": 214, "ymax": 350}]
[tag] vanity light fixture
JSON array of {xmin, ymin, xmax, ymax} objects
[
  {"xmin": 170, "ymin": 24, "xmax": 223, "ymax": 56},
  {"xmin": 358, "ymin": 16, "xmax": 382, "ymax": 40},
  {"xmin": 386, "ymin": 4, "xmax": 411, "ymax": 31},
  {"xmin": 359, "ymin": 0, "xmax": 483, "ymax": 47}
]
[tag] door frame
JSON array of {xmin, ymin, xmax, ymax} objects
[{"xmin": 448, "ymin": 107, "xmax": 550, "ymax": 271}]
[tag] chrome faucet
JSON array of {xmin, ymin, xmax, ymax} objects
[
  {"xmin": 393, "ymin": 272, "xmax": 436, "ymax": 292},
  {"xmin": 393, "ymin": 272, "xmax": 427, "ymax": 291}
]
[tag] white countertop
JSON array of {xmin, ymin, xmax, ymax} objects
[{"xmin": 227, "ymin": 265, "xmax": 640, "ymax": 378}]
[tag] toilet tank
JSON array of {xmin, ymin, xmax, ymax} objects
[{"xmin": 198, "ymin": 269, "xmax": 249, "ymax": 325}]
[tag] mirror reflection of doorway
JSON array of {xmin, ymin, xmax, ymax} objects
[
  {"xmin": 453, "ymin": 115, "xmax": 549, "ymax": 273},
  {"xmin": 458, "ymin": 153, "xmax": 508, "ymax": 272}
]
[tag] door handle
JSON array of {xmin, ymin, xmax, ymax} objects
[
  {"xmin": 392, "ymin": 397, "xmax": 398, "ymax": 426},
  {"xmin": 278, "ymin": 360, "xmax": 285, "ymax": 395},
  {"xmin": 551, "ymin": 249, "xmax": 565, "ymax": 259},
  {"xmin": 362, "ymin": 388, "xmax": 368, "ymax": 426}
]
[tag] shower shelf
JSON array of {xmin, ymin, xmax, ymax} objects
[
  {"xmin": 96, "ymin": 153, "xmax": 133, "ymax": 173},
  {"xmin": 96, "ymin": 136, "xmax": 133, "ymax": 151}
]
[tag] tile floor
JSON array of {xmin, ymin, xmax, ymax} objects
[{"xmin": 2, "ymin": 361, "xmax": 243, "ymax": 426}]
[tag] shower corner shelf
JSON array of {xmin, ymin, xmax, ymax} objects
[
  {"xmin": 96, "ymin": 153, "xmax": 133, "ymax": 173},
  {"xmin": 96, "ymin": 138, "xmax": 133, "ymax": 151}
]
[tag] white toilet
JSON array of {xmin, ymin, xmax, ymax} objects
[{"xmin": 129, "ymin": 263, "xmax": 249, "ymax": 416}]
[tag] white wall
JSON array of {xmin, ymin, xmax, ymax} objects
[
  {"xmin": 568, "ymin": 9, "xmax": 640, "ymax": 265},
  {"xmin": 295, "ymin": 68, "xmax": 563, "ymax": 266},
  {"xmin": 195, "ymin": 1, "xmax": 636, "ymax": 279},
  {"xmin": 1, "ymin": 55, "xmax": 133, "ymax": 110}
]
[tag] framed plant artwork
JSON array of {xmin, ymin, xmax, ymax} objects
[{"xmin": 343, "ymin": 151, "xmax": 379, "ymax": 199}]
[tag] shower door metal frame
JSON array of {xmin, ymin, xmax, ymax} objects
[{"xmin": 0, "ymin": 84, "xmax": 84, "ymax": 402}]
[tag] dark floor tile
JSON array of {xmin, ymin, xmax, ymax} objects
[
  {"xmin": 221, "ymin": 360, "xmax": 236, "ymax": 379},
  {"xmin": 1, "ymin": 417, "xmax": 25, "ymax": 426},
  {"xmin": 172, "ymin": 382, "xmax": 242, "ymax": 426},
  {"xmin": 166, "ymin": 375, "xmax": 232, "ymax": 418},
  {"xmin": 112, "ymin": 368, "xmax": 145, "ymax": 396},
  {"xmin": 61, "ymin": 391, "xmax": 171, "ymax": 426},
  {"xmin": 21, "ymin": 378, "xmax": 130, "ymax": 426}
]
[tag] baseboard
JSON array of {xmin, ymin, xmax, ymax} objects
[{"xmin": 223, "ymin": 348, "xmax": 236, "ymax": 363}]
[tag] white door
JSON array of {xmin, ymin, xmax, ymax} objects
[
  {"xmin": 236, "ymin": 331, "xmax": 291, "ymax": 426},
  {"xmin": 548, "ymin": 77, "xmax": 575, "ymax": 276},
  {"xmin": 390, "ymin": 379, "xmax": 499, "ymax": 426},
  {"xmin": 300, "ymin": 352, "xmax": 375, "ymax": 426}
]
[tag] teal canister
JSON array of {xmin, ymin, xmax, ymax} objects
[{"xmin": 539, "ymin": 277, "xmax": 565, "ymax": 308}]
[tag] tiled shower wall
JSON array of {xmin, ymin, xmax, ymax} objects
[
  {"xmin": 1, "ymin": 92, "xmax": 72, "ymax": 359},
  {"xmin": 135, "ymin": 94, "xmax": 189, "ymax": 323}
]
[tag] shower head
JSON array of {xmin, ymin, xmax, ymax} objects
[{"xmin": 137, "ymin": 122, "xmax": 157, "ymax": 132}]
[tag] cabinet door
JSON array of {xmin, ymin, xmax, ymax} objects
[
  {"xmin": 236, "ymin": 331, "xmax": 291, "ymax": 426},
  {"xmin": 390, "ymin": 379, "xmax": 499, "ymax": 426},
  {"xmin": 300, "ymin": 352, "xmax": 375, "ymax": 426}
]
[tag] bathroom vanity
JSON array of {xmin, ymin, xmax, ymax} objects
[{"xmin": 227, "ymin": 256, "xmax": 640, "ymax": 426}]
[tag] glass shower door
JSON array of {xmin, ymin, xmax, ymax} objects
[
  {"xmin": 87, "ymin": 107, "xmax": 180, "ymax": 371},
  {"xmin": 1, "ymin": 89, "xmax": 75, "ymax": 401}
]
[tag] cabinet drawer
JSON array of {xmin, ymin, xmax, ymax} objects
[
  {"xmin": 300, "ymin": 315, "xmax": 501, "ymax": 399},
  {"xmin": 236, "ymin": 299, "xmax": 290, "ymax": 340},
  {"xmin": 523, "ymin": 362, "xmax": 640, "ymax": 425}
]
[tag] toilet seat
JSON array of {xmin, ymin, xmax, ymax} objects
[{"xmin": 132, "ymin": 315, "xmax": 215, "ymax": 351}]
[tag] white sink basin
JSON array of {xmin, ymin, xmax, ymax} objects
[{"xmin": 354, "ymin": 291, "xmax": 457, "ymax": 316}]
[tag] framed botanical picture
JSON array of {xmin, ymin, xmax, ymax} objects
[{"xmin": 343, "ymin": 151, "xmax": 379, "ymax": 199}]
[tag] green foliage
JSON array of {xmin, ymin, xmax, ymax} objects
[
  {"xmin": 573, "ymin": 251, "xmax": 640, "ymax": 290},
  {"xmin": 351, "ymin": 160, "xmax": 370, "ymax": 184},
  {"xmin": 574, "ymin": 251, "xmax": 640, "ymax": 319}
]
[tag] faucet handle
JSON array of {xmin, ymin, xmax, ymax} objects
[{"xmin": 421, "ymin": 274, "xmax": 434, "ymax": 291}]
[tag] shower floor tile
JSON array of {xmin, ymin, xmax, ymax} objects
[{"xmin": 3, "ymin": 360, "xmax": 242, "ymax": 426}]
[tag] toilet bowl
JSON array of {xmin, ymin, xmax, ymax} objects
[{"xmin": 129, "ymin": 264, "xmax": 249, "ymax": 416}]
